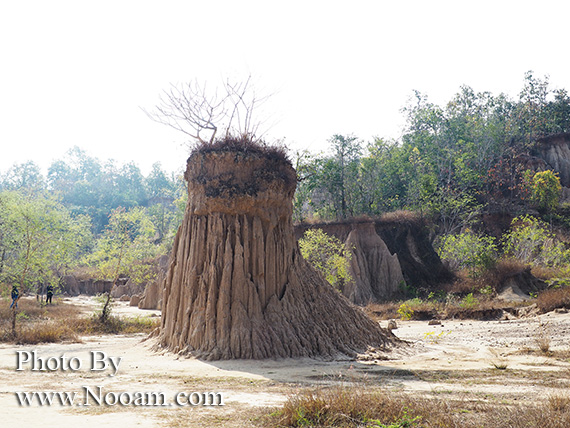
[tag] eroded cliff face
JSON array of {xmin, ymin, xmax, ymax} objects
[
  {"xmin": 374, "ymin": 216, "xmax": 454, "ymax": 293},
  {"xmin": 295, "ymin": 215, "xmax": 453, "ymax": 304},
  {"xmin": 537, "ymin": 133, "xmax": 570, "ymax": 188},
  {"xmin": 157, "ymin": 145, "xmax": 394, "ymax": 360}
]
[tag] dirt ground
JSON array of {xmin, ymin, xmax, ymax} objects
[{"xmin": 1, "ymin": 297, "xmax": 569, "ymax": 427}]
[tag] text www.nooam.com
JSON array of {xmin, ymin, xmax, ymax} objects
[{"xmin": 15, "ymin": 387, "xmax": 224, "ymax": 407}]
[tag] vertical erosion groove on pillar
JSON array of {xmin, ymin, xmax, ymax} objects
[{"xmin": 158, "ymin": 136, "xmax": 395, "ymax": 360}]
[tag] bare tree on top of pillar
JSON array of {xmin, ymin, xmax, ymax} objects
[{"xmin": 143, "ymin": 75, "xmax": 271, "ymax": 147}]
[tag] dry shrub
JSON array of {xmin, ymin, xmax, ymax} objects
[
  {"xmin": 444, "ymin": 298, "xmax": 505, "ymax": 320},
  {"xmin": 531, "ymin": 265, "xmax": 566, "ymax": 281},
  {"xmin": 187, "ymin": 135, "xmax": 297, "ymax": 196},
  {"xmin": 72, "ymin": 265, "xmax": 99, "ymax": 281},
  {"xmin": 367, "ymin": 300, "xmax": 442, "ymax": 322},
  {"xmin": 378, "ymin": 210, "xmax": 423, "ymax": 226},
  {"xmin": 445, "ymin": 270, "xmax": 479, "ymax": 295},
  {"xmin": 537, "ymin": 286, "xmax": 570, "ymax": 313},
  {"xmin": 0, "ymin": 297, "xmax": 158, "ymax": 343},
  {"xmin": 448, "ymin": 259, "xmax": 530, "ymax": 295},
  {"xmin": 0, "ymin": 297, "xmax": 79, "ymax": 322},
  {"xmin": 477, "ymin": 405, "xmax": 570, "ymax": 428},
  {"xmin": 548, "ymin": 393, "xmax": 570, "ymax": 412},
  {"xmin": 549, "ymin": 394, "xmax": 570, "ymax": 412},
  {"xmin": 17, "ymin": 320, "xmax": 78, "ymax": 344},
  {"xmin": 368, "ymin": 294, "xmax": 514, "ymax": 322},
  {"xmin": 266, "ymin": 386, "xmax": 570, "ymax": 428},
  {"xmin": 403, "ymin": 300, "xmax": 441, "ymax": 320},
  {"xmin": 273, "ymin": 387, "xmax": 439, "ymax": 427},
  {"xmin": 194, "ymin": 134, "xmax": 290, "ymax": 163},
  {"xmin": 535, "ymin": 321, "xmax": 552, "ymax": 354},
  {"xmin": 74, "ymin": 315, "xmax": 159, "ymax": 335},
  {"xmin": 365, "ymin": 302, "xmax": 400, "ymax": 321},
  {"xmin": 491, "ymin": 258, "xmax": 530, "ymax": 283}
]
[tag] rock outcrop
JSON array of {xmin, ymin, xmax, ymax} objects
[
  {"xmin": 61, "ymin": 276, "xmax": 113, "ymax": 296},
  {"xmin": 496, "ymin": 266, "xmax": 547, "ymax": 302},
  {"xmin": 375, "ymin": 214, "xmax": 454, "ymax": 292},
  {"xmin": 138, "ymin": 255, "xmax": 169, "ymax": 310},
  {"xmin": 111, "ymin": 277, "xmax": 144, "ymax": 299},
  {"xmin": 130, "ymin": 294, "xmax": 142, "ymax": 306},
  {"xmin": 157, "ymin": 137, "xmax": 395, "ymax": 360},
  {"xmin": 536, "ymin": 133, "xmax": 570, "ymax": 203},
  {"xmin": 343, "ymin": 222, "xmax": 404, "ymax": 305}
]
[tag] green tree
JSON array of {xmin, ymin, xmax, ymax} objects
[
  {"xmin": 292, "ymin": 149, "xmax": 317, "ymax": 222},
  {"xmin": 547, "ymin": 88, "xmax": 570, "ymax": 133},
  {"xmin": 0, "ymin": 191, "xmax": 92, "ymax": 294},
  {"xmin": 47, "ymin": 147, "xmax": 153, "ymax": 234},
  {"xmin": 514, "ymin": 71, "xmax": 550, "ymax": 146},
  {"xmin": 358, "ymin": 138, "xmax": 408, "ymax": 214},
  {"xmin": 145, "ymin": 162, "xmax": 176, "ymax": 199},
  {"xmin": 436, "ymin": 230, "xmax": 497, "ymax": 276},
  {"xmin": 86, "ymin": 207, "xmax": 160, "ymax": 322},
  {"xmin": 329, "ymin": 134, "xmax": 362, "ymax": 219},
  {"xmin": 1, "ymin": 161, "xmax": 45, "ymax": 192},
  {"xmin": 302, "ymin": 135, "xmax": 362, "ymax": 220},
  {"xmin": 298, "ymin": 229, "xmax": 352, "ymax": 290},
  {"xmin": 0, "ymin": 191, "xmax": 92, "ymax": 335}
]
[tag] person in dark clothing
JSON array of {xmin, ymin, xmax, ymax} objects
[
  {"xmin": 10, "ymin": 286, "xmax": 19, "ymax": 309},
  {"xmin": 46, "ymin": 284, "xmax": 54, "ymax": 305}
]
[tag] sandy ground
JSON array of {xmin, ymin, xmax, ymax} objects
[{"xmin": 1, "ymin": 298, "xmax": 569, "ymax": 427}]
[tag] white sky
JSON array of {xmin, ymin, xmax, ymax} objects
[{"xmin": 1, "ymin": 0, "xmax": 569, "ymax": 175}]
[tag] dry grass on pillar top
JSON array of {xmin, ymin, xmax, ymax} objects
[{"xmin": 157, "ymin": 135, "xmax": 396, "ymax": 360}]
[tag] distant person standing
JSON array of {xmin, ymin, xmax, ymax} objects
[
  {"xmin": 46, "ymin": 284, "xmax": 54, "ymax": 305},
  {"xmin": 10, "ymin": 286, "xmax": 19, "ymax": 309}
]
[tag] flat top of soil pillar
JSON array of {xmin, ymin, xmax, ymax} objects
[{"xmin": 185, "ymin": 136, "xmax": 296, "ymax": 216}]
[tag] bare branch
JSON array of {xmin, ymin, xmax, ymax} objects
[{"xmin": 143, "ymin": 75, "xmax": 272, "ymax": 148}]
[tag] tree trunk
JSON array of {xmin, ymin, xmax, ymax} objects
[
  {"xmin": 157, "ymin": 141, "xmax": 395, "ymax": 360},
  {"xmin": 11, "ymin": 306, "xmax": 17, "ymax": 338}
]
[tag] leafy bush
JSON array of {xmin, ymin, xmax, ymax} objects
[
  {"xmin": 503, "ymin": 215, "xmax": 570, "ymax": 268},
  {"xmin": 299, "ymin": 229, "xmax": 352, "ymax": 290},
  {"xmin": 436, "ymin": 231, "xmax": 498, "ymax": 274},
  {"xmin": 529, "ymin": 170, "xmax": 562, "ymax": 212},
  {"xmin": 397, "ymin": 303, "xmax": 414, "ymax": 320},
  {"xmin": 459, "ymin": 292, "xmax": 479, "ymax": 309}
]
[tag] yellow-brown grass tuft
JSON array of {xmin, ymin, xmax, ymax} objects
[
  {"xmin": 16, "ymin": 320, "xmax": 78, "ymax": 344},
  {"xmin": 73, "ymin": 315, "xmax": 160, "ymax": 335},
  {"xmin": 536, "ymin": 286, "xmax": 570, "ymax": 313},
  {"xmin": 549, "ymin": 393, "xmax": 570, "ymax": 412}
]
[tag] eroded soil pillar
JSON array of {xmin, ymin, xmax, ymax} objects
[{"xmin": 158, "ymin": 139, "xmax": 394, "ymax": 359}]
